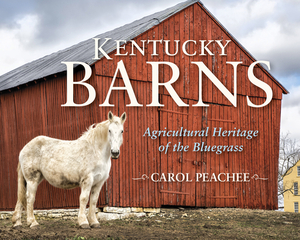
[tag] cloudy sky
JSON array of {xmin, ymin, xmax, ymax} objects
[{"xmin": 0, "ymin": 0, "xmax": 300, "ymax": 140}]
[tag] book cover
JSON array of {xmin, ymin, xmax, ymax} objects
[{"xmin": 0, "ymin": 0, "xmax": 297, "ymax": 217}]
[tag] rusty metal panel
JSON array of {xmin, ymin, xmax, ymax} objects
[{"xmin": 0, "ymin": 93, "xmax": 19, "ymax": 210}]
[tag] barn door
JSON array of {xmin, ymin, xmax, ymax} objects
[
  {"xmin": 196, "ymin": 104, "xmax": 238, "ymax": 208},
  {"xmin": 158, "ymin": 95, "xmax": 202, "ymax": 206},
  {"xmin": 158, "ymin": 95, "xmax": 238, "ymax": 208}
]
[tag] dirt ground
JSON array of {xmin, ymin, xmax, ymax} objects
[{"xmin": 1, "ymin": 208, "xmax": 300, "ymax": 240}]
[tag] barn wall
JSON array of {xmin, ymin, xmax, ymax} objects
[
  {"xmin": 0, "ymin": 2, "xmax": 283, "ymax": 210},
  {"xmin": 92, "ymin": 3, "xmax": 282, "ymax": 209}
]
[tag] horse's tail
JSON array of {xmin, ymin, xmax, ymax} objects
[
  {"xmin": 15, "ymin": 163, "xmax": 27, "ymax": 209},
  {"xmin": 17, "ymin": 163, "xmax": 27, "ymax": 208},
  {"xmin": 12, "ymin": 163, "xmax": 27, "ymax": 224}
]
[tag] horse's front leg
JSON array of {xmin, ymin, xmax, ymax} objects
[
  {"xmin": 87, "ymin": 181, "xmax": 104, "ymax": 228},
  {"xmin": 78, "ymin": 176, "xmax": 93, "ymax": 228}
]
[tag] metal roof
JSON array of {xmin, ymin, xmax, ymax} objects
[{"xmin": 0, "ymin": 0, "xmax": 288, "ymax": 94}]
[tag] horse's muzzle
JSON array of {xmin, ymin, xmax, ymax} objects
[{"xmin": 111, "ymin": 150, "xmax": 120, "ymax": 159}]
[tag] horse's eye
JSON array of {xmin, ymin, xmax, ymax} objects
[
  {"xmin": 121, "ymin": 130, "xmax": 124, "ymax": 134},
  {"xmin": 109, "ymin": 130, "xmax": 111, "ymax": 133}
]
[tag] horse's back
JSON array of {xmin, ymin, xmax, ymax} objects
[
  {"xmin": 19, "ymin": 136, "xmax": 72, "ymax": 177},
  {"xmin": 20, "ymin": 135, "xmax": 61, "ymax": 160},
  {"xmin": 19, "ymin": 135, "xmax": 96, "ymax": 189}
]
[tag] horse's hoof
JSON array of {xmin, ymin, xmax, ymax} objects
[
  {"xmin": 30, "ymin": 224, "xmax": 40, "ymax": 229},
  {"xmin": 80, "ymin": 224, "xmax": 90, "ymax": 229},
  {"xmin": 91, "ymin": 223, "xmax": 100, "ymax": 228},
  {"xmin": 13, "ymin": 224, "xmax": 22, "ymax": 230}
]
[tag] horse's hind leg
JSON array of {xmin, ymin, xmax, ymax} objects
[
  {"xmin": 12, "ymin": 201, "xmax": 24, "ymax": 228},
  {"xmin": 26, "ymin": 180, "xmax": 40, "ymax": 228}
]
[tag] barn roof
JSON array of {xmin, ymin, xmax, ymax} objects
[{"xmin": 0, "ymin": 0, "xmax": 288, "ymax": 94}]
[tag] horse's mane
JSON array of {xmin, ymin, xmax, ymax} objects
[
  {"xmin": 80, "ymin": 115, "xmax": 122, "ymax": 145},
  {"xmin": 80, "ymin": 120, "xmax": 109, "ymax": 144}
]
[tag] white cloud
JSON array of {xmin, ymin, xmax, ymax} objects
[
  {"xmin": 281, "ymin": 85, "xmax": 300, "ymax": 140},
  {"xmin": 240, "ymin": 21, "xmax": 281, "ymax": 54},
  {"xmin": 283, "ymin": 85, "xmax": 300, "ymax": 108},
  {"xmin": 0, "ymin": 14, "xmax": 40, "ymax": 75},
  {"xmin": 240, "ymin": 18, "xmax": 300, "ymax": 76},
  {"xmin": 281, "ymin": 105, "xmax": 300, "ymax": 140},
  {"xmin": 249, "ymin": 0, "xmax": 277, "ymax": 18}
]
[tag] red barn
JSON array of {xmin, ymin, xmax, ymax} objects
[{"xmin": 0, "ymin": 0, "xmax": 288, "ymax": 210}]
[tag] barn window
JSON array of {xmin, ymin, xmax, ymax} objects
[
  {"xmin": 294, "ymin": 202, "xmax": 299, "ymax": 213},
  {"xmin": 297, "ymin": 166, "xmax": 300, "ymax": 176},
  {"xmin": 294, "ymin": 182, "xmax": 298, "ymax": 195}
]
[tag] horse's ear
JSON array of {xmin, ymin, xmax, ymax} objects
[
  {"xmin": 108, "ymin": 111, "xmax": 113, "ymax": 122},
  {"xmin": 120, "ymin": 112, "xmax": 127, "ymax": 124}
]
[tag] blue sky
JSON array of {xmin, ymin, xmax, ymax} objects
[{"xmin": 0, "ymin": 0, "xmax": 299, "ymax": 140}]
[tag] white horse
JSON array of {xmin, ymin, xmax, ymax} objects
[{"xmin": 12, "ymin": 111, "xmax": 126, "ymax": 229}]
